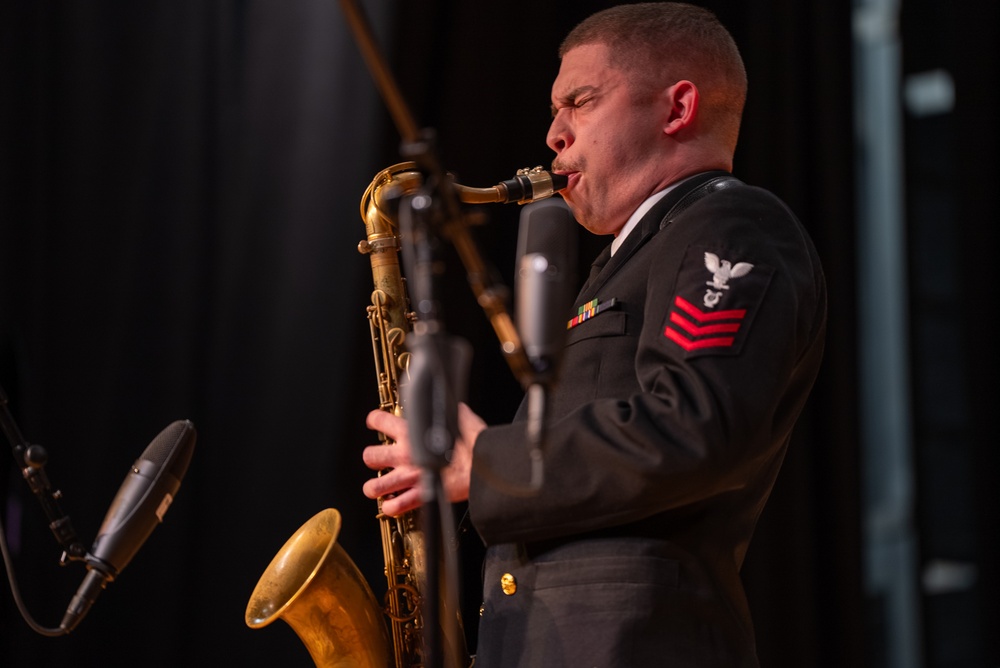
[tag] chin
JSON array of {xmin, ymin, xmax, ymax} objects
[{"xmin": 564, "ymin": 202, "xmax": 591, "ymax": 230}]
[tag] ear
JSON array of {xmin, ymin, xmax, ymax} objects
[{"xmin": 662, "ymin": 80, "xmax": 699, "ymax": 136}]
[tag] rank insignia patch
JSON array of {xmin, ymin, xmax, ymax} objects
[{"xmin": 663, "ymin": 246, "xmax": 773, "ymax": 356}]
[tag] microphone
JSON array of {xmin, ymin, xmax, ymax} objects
[
  {"xmin": 60, "ymin": 419, "xmax": 196, "ymax": 633},
  {"xmin": 515, "ymin": 198, "xmax": 578, "ymax": 387},
  {"xmin": 513, "ymin": 198, "xmax": 576, "ymax": 492}
]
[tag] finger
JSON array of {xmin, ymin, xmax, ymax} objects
[
  {"xmin": 380, "ymin": 486, "xmax": 423, "ymax": 517},
  {"xmin": 366, "ymin": 409, "xmax": 404, "ymax": 437},
  {"xmin": 362, "ymin": 443, "xmax": 404, "ymax": 471},
  {"xmin": 362, "ymin": 465, "xmax": 421, "ymax": 500}
]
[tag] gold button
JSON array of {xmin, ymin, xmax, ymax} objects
[
  {"xmin": 479, "ymin": 602, "xmax": 485, "ymax": 617},
  {"xmin": 500, "ymin": 573, "xmax": 517, "ymax": 595}
]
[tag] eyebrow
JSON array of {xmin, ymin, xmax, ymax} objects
[{"xmin": 550, "ymin": 85, "xmax": 598, "ymax": 117}]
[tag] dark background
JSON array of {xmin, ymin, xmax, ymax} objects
[{"xmin": 1, "ymin": 1, "xmax": 995, "ymax": 667}]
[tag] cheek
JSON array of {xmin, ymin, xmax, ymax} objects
[{"xmin": 593, "ymin": 123, "xmax": 641, "ymax": 165}]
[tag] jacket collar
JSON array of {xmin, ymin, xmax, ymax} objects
[{"xmin": 576, "ymin": 170, "xmax": 732, "ymax": 303}]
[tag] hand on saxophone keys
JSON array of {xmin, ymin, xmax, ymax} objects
[{"xmin": 362, "ymin": 402, "xmax": 485, "ymax": 517}]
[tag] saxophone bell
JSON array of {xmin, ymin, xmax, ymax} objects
[{"xmin": 245, "ymin": 509, "xmax": 393, "ymax": 668}]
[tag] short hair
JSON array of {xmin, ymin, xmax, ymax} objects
[{"xmin": 560, "ymin": 2, "xmax": 747, "ymax": 149}]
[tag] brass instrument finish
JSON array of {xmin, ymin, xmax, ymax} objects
[
  {"xmin": 246, "ymin": 163, "xmax": 565, "ymax": 667},
  {"xmin": 246, "ymin": 509, "xmax": 392, "ymax": 667}
]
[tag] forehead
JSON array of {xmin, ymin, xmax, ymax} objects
[{"xmin": 551, "ymin": 43, "xmax": 622, "ymax": 98}]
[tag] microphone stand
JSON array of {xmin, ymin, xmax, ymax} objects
[
  {"xmin": 1, "ymin": 381, "xmax": 85, "ymax": 637},
  {"xmin": 338, "ymin": 1, "xmax": 537, "ymax": 387},
  {"xmin": 396, "ymin": 169, "xmax": 472, "ymax": 668},
  {"xmin": 1, "ymin": 383, "xmax": 86, "ymax": 563},
  {"xmin": 339, "ymin": 3, "xmax": 475, "ymax": 665},
  {"xmin": 339, "ymin": 2, "xmax": 553, "ymax": 661}
]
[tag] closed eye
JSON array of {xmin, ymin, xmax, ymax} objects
[{"xmin": 551, "ymin": 86, "xmax": 597, "ymax": 117}]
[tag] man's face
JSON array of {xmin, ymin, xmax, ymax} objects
[{"xmin": 548, "ymin": 43, "xmax": 668, "ymax": 236}]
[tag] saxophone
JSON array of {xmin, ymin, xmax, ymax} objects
[{"xmin": 245, "ymin": 162, "xmax": 565, "ymax": 668}]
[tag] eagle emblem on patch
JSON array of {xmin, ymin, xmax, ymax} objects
[
  {"xmin": 705, "ymin": 252, "xmax": 753, "ymax": 290},
  {"xmin": 663, "ymin": 246, "xmax": 773, "ymax": 356}
]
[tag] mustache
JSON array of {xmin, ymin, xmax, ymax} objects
[{"xmin": 551, "ymin": 158, "xmax": 584, "ymax": 173}]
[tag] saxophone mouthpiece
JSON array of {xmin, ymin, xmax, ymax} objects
[{"xmin": 498, "ymin": 167, "xmax": 568, "ymax": 205}]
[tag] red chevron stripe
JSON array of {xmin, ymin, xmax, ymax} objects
[
  {"xmin": 669, "ymin": 312, "xmax": 741, "ymax": 336},
  {"xmin": 674, "ymin": 295, "xmax": 746, "ymax": 322},
  {"xmin": 664, "ymin": 327, "xmax": 736, "ymax": 350}
]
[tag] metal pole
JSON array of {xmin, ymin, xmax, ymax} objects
[{"xmin": 852, "ymin": 1, "xmax": 923, "ymax": 665}]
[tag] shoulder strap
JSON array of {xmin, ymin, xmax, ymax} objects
[{"xmin": 659, "ymin": 175, "xmax": 743, "ymax": 230}]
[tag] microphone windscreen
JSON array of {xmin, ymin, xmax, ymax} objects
[
  {"xmin": 144, "ymin": 419, "xmax": 196, "ymax": 481},
  {"xmin": 515, "ymin": 199, "xmax": 577, "ymax": 383}
]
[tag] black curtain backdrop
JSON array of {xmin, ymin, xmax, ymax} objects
[{"xmin": 2, "ymin": 1, "xmax": 988, "ymax": 667}]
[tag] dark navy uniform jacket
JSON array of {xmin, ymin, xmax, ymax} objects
[{"xmin": 468, "ymin": 170, "xmax": 828, "ymax": 668}]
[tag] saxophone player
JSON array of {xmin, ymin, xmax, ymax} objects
[{"xmin": 363, "ymin": 4, "xmax": 827, "ymax": 667}]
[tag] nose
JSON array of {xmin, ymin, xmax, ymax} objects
[{"xmin": 546, "ymin": 111, "xmax": 573, "ymax": 154}]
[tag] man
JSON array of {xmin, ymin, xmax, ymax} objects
[{"xmin": 363, "ymin": 3, "xmax": 827, "ymax": 666}]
